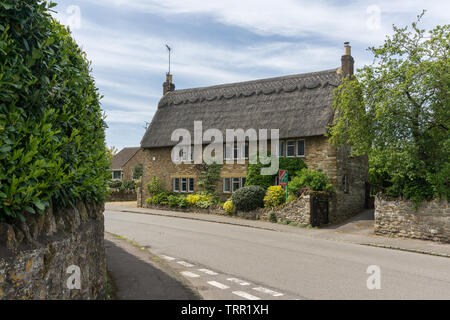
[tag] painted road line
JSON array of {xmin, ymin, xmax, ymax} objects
[
  {"xmin": 198, "ymin": 268, "xmax": 218, "ymax": 275},
  {"xmin": 227, "ymin": 278, "xmax": 250, "ymax": 286},
  {"xmin": 253, "ymin": 287, "xmax": 284, "ymax": 297},
  {"xmin": 177, "ymin": 261, "xmax": 194, "ymax": 267},
  {"xmin": 207, "ymin": 281, "xmax": 230, "ymax": 290},
  {"xmin": 232, "ymin": 291, "xmax": 261, "ymax": 300},
  {"xmin": 180, "ymin": 271, "xmax": 200, "ymax": 278},
  {"xmin": 161, "ymin": 255, "xmax": 176, "ymax": 261}
]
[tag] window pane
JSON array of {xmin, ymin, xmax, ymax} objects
[
  {"xmin": 232, "ymin": 178, "xmax": 240, "ymax": 192},
  {"xmin": 173, "ymin": 178, "xmax": 179, "ymax": 192},
  {"xmin": 297, "ymin": 140, "xmax": 305, "ymax": 156},
  {"xmin": 188, "ymin": 178, "xmax": 194, "ymax": 192},
  {"xmin": 223, "ymin": 178, "xmax": 231, "ymax": 192},
  {"xmin": 181, "ymin": 178, "xmax": 187, "ymax": 192},
  {"xmin": 244, "ymin": 143, "xmax": 249, "ymax": 159},
  {"xmin": 287, "ymin": 141, "xmax": 295, "ymax": 157},
  {"xmin": 241, "ymin": 177, "xmax": 246, "ymax": 187},
  {"xmin": 279, "ymin": 141, "xmax": 285, "ymax": 157},
  {"xmin": 233, "ymin": 143, "xmax": 239, "ymax": 159}
]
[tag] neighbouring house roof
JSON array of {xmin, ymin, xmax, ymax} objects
[
  {"xmin": 141, "ymin": 68, "xmax": 341, "ymax": 148},
  {"xmin": 111, "ymin": 147, "xmax": 141, "ymax": 170}
]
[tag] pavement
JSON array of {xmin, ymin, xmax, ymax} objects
[
  {"xmin": 105, "ymin": 232, "xmax": 200, "ymax": 300},
  {"xmin": 104, "ymin": 203, "xmax": 450, "ymax": 300}
]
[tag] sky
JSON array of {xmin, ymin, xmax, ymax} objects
[{"xmin": 51, "ymin": 0, "xmax": 450, "ymax": 151}]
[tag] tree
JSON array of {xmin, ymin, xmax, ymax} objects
[
  {"xmin": 329, "ymin": 12, "xmax": 449, "ymax": 203},
  {"xmin": 132, "ymin": 163, "xmax": 143, "ymax": 180},
  {"xmin": 106, "ymin": 146, "xmax": 118, "ymax": 164}
]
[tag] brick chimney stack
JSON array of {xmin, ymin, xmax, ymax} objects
[
  {"xmin": 341, "ymin": 42, "xmax": 354, "ymax": 78},
  {"xmin": 163, "ymin": 73, "xmax": 175, "ymax": 95}
]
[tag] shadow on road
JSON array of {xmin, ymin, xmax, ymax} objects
[{"xmin": 105, "ymin": 238, "xmax": 200, "ymax": 300}]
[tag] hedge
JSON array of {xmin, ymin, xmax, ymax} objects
[{"xmin": 0, "ymin": 1, "xmax": 109, "ymax": 220}]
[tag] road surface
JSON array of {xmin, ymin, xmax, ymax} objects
[{"xmin": 104, "ymin": 208, "xmax": 450, "ymax": 300}]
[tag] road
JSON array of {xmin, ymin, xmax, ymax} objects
[{"xmin": 104, "ymin": 207, "xmax": 450, "ymax": 300}]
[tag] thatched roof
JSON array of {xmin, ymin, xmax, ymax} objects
[
  {"xmin": 141, "ymin": 68, "xmax": 341, "ymax": 148},
  {"xmin": 111, "ymin": 147, "xmax": 140, "ymax": 170}
]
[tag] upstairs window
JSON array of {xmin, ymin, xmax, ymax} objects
[
  {"xmin": 279, "ymin": 141, "xmax": 285, "ymax": 157},
  {"xmin": 286, "ymin": 141, "xmax": 295, "ymax": 157}
]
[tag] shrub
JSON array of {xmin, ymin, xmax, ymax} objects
[
  {"xmin": 0, "ymin": 1, "xmax": 110, "ymax": 220},
  {"xmin": 223, "ymin": 200, "xmax": 234, "ymax": 214},
  {"xmin": 146, "ymin": 191, "xmax": 170, "ymax": 205},
  {"xmin": 122, "ymin": 180, "xmax": 136, "ymax": 190},
  {"xmin": 196, "ymin": 162, "xmax": 222, "ymax": 195},
  {"xmin": 286, "ymin": 194, "xmax": 297, "ymax": 203},
  {"xmin": 132, "ymin": 163, "xmax": 143, "ymax": 180},
  {"xmin": 231, "ymin": 186, "xmax": 266, "ymax": 212},
  {"xmin": 288, "ymin": 168, "xmax": 334, "ymax": 195},
  {"xmin": 186, "ymin": 194, "xmax": 201, "ymax": 206},
  {"xmin": 167, "ymin": 194, "xmax": 188, "ymax": 208},
  {"xmin": 268, "ymin": 211, "xmax": 277, "ymax": 223},
  {"xmin": 264, "ymin": 186, "xmax": 286, "ymax": 208},
  {"xmin": 147, "ymin": 176, "xmax": 164, "ymax": 195},
  {"xmin": 108, "ymin": 180, "xmax": 123, "ymax": 189}
]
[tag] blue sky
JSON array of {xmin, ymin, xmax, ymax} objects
[{"xmin": 52, "ymin": 0, "xmax": 449, "ymax": 151}]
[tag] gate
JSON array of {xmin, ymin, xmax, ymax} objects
[{"xmin": 310, "ymin": 195, "xmax": 329, "ymax": 227}]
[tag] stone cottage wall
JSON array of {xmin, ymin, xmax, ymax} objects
[
  {"xmin": 258, "ymin": 194, "xmax": 312, "ymax": 225},
  {"xmin": 0, "ymin": 202, "xmax": 106, "ymax": 300},
  {"xmin": 374, "ymin": 196, "xmax": 450, "ymax": 243},
  {"xmin": 122, "ymin": 148, "xmax": 143, "ymax": 181}
]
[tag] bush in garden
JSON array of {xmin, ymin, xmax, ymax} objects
[
  {"xmin": 0, "ymin": 1, "xmax": 110, "ymax": 220},
  {"xmin": 186, "ymin": 194, "xmax": 200, "ymax": 206},
  {"xmin": 108, "ymin": 180, "xmax": 123, "ymax": 189},
  {"xmin": 176, "ymin": 195, "xmax": 188, "ymax": 208},
  {"xmin": 286, "ymin": 194, "xmax": 297, "ymax": 203},
  {"xmin": 147, "ymin": 176, "xmax": 164, "ymax": 195},
  {"xmin": 167, "ymin": 194, "xmax": 188, "ymax": 208},
  {"xmin": 122, "ymin": 180, "xmax": 136, "ymax": 190},
  {"xmin": 264, "ymin": 186, "xmax": 286, "ymax": 208},
  {"xmin": 132, "ymin": 163, "xmax": 143, "ymax": 180},
  {"xmin": 231, "ymin": 186, "xmax": 266, "ymax": 212},
  {"xmin": 146, "ymin": 191, "xmax": 170, "ymax": 205},
  {"xmin": 223, "ymin": 200, "xmax": 234, "ymax": 215},
  {"xmin": 268, "ymin": 211, "xmax": 277, "ymax": 223},
  {"xmin": 288, "ymin": 168, "xmax": 334, "ymax": 195}
]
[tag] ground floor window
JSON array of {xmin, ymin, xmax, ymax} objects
[
  {"xmin": 173, "ymin": 177, "xmax": 194, "ymax": 193},
  {"xmin": 112, "ymin": 170, "xmax": 122, "ymax": 180},
  {"xmin": 223, "ymin": 177, "xmax": 246, "ymax": 193}
]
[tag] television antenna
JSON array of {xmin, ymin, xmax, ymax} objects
[{"xmin": 165, "ymin": 44, "xmax": 172, "ymax": 74}]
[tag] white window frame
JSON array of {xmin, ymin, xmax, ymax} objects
[
  {"xmin": 278, "ymin": 141, "xmax": 285, "ymax": 157},
  {"xmin": 112, "ymin": 170, "xmax": 123, "ymax": 180},
  {"xmin": 180, "ymin": 178, "xmax": 187, "ymax": 192},
  {"xmin": 286, "ymin": 140, "xmax": 295, "ymax": 157},
  {"xmin": 173, "ymin": 178, "xmax": 180, "ymax": 192},
  {"xmin": 188, "ymin": 178, "xmax": 194, "ymax": 193},
  {"xmin": 223, "ymin": 178, "xmax": 231, "ymax": 193},
  {"xmin": 224, "ymin": 144, "xmax": 233, "ymax": 161},
  {"xmin": 296, "ymin": 139, "xmax": 305, "ymax": 157},
  {"xmin": 232, "ymin": 177, "xmax": 241, "ymax": 193}
]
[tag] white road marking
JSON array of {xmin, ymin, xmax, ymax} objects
[
  {"xmin": 207, "ymin": 281, "xmax": 229, "ymax": 290},
  {"xmin": 180, "ymin": 271, "xmax": 200, "ymax": 278},
  {"xmin": 232, "ymin": 291, "xmax": 261, "ymax": 300},
  {"xmin": 161, "ymin": 255, "xmax": 176, "ymax": 261},
  {"xmin": 177, "ymin": 261, "xmax": 194, "ymax": 267},
  {"xmin": 227, "ymin": 278, "xmax": 250, "ymax": 286},
  {"xmin": 253, "ymin": 287, "xmax": 284, "ymax": 297},
  {"xmin": 198, "ymin": 268, "xmax": 218, "ymax": 275}
]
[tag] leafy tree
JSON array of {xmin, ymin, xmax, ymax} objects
[
  {"xmin": 106, "ymin": 146, "xmax": 118, "ymax": 165},
  {"xmin": 329, "ymin": 12, "xmax": 449, "ymax": 203},
  {"xmin": 0, "ymin": 1, "xmax": 109, "ymax": 219},
  {"xmin": 132, "ymin": 163, "xmax": 143, "ymax": 180}
]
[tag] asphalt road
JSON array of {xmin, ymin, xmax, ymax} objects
[{"xmin": 104, "ymin": 208, "xmax": 450, "ymax": 300}]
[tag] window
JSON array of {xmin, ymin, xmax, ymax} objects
[
  {"xmin": 286, "ymin": 141, "xmax": 295, "ymax": 157},
  {"xmin": 233, "ymin": 143, "xmax": 239, "ymax": 159},
  {"xmin": 112, "ymin": 170, "xmax": 122, "ymax": 180},
  {"xmin": 244, "ymin": 142, "xmax": 249, "ymax": 159},
  {"xmin": 296, "ymin": 140, "xmax": 305, "ymax": 157},
  {"xmin": 241, "ymin": 177, "xmax": 246, "ymax": 187},
  {"xmin": 173, "ymin": 178, "xmax": 180, "ymax": 192},
  {"xmin": 223, "ymin": 178, "xmax": 231, "ymax": 193},
  {"xmin": 188, "ymin": 178, "xmax": 194, "ymax": 193},
  {"xmin": 181, "ymin": 178, "xmax": 187, "ymax": 192},
  {"xmin": 232, "ymin": 178, "xmax": 241, "ymax": 192},
  {"xmin": 224, "ymin": 144, "xmax": 233, "ymax": 160},
  {"xmin": 279, "ymin": 141, "xmax": 285, "ymax": 157}
]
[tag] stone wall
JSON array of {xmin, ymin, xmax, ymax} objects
[
  {"xmin": 106, "ymin": 189, "xmax": 137, "ymax": 202},
  {"xmin": 0, "ymin": 202, "xmax": 106, "ymax": 299},
  {"xmin": 374, "ymin": 196, "xmax": 450, "ymax": 243}
]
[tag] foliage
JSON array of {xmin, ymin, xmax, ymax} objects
[
  {"xmin": 108, "ymin": 179, "xmax": 123, "ymax": 189},
  {"xmin": 223, "ymin": 199, "xmax": 234, "ymax": 214},
  {"xmin": 264, "ymin": 186, "xmax": 286, "ymax": 208},
  {"xmin": 245, "ymin": 154, "xmax": 307, "ymax": 189},
  {"xmin": 288, "ymin": 168, "xmax": 334, "ymax": 194},
  {"xmin": 147, "ymin": 176, "xmax": 165, "ymax": 195},
  {"xmin": 328, "ymin": 12, "xmax": 449, "ymax": 203},
  {"xmin": 186, "ymin": 193, "xmax": 212, "ymax": 207},
  {"xmin": 231, "ymin": 185, "xmax": 266, "ymax": 212},
  {"xmin": 286, "ymin": 194, "xmax": 297, "ymax": 203},
  {"xmin": 167, "ymin": 194, "xmax": 188, "ymax": 208},
  {"xmin": 106, "ymin": 146, "xmax": 118, "ymax": 165},
  {"xmin": 122, "ymin": 180, "xmax": 136, "ymax": 190},
  {"xmin": 268, "ymin": 211, "xmax": 277, "ymax": 223},
  {"xmin": 0, "ymin": 1, "xmax": 110, "ymax": 219},
  {"xmin": 196, "ymin": 162, "xmax": 222, "ymax": 195},
  {"xmin": 146, "ymin": 191, "xmax": 170, "ymax": 205},
  {"xmin": 132, "ymin": 163, "xmax": 143, "ymax": 180}
]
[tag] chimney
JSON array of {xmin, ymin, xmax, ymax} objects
[
  {"xmin": 163, "ymin": 73, "xmax": 175, "ymax": 95},
  {"xmin": 341, "ymin": 42, "xmax": 354, "ymax": 77}
]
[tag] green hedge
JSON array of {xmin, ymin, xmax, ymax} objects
[
  {"xmin": 231, "ymin": 185, "xmax": 266, "ymax": 212},
  {"xmin": 0, "ymin": 1, "xmax": 109, "ymax": 220}
]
